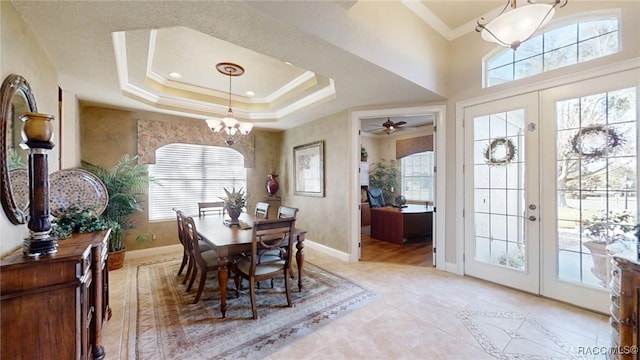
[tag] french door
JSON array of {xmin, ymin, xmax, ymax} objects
[
  {"xmin": 464, "ymin": 93, "xmax": 541, "ymax": 294},
  {"xmin": 540, "ymin": 70, "xmax": 639, "ymax": 312},
  {"xmin": 463, "ymin": 69, "xmax": 639, "ymax": 312}
]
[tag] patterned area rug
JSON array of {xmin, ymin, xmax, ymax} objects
[{"xmin": 133, "ymin": 258, "xmax": 377, "ymax": 359}]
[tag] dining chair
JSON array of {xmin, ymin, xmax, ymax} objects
[
  {"xmin": 258, "ymin": 205, "xmax": 299, "ymax": 278},
  {"xmin": 175, "ymin": 209, "xmax": 214, "ymax": 286},
  {"xmin": 184, "ymin": 216, "xmax": 220, "ymax": 304},
  {"xmin": 254, "ymin": 201, "xmax": 270, "ymax": 219},
  {"xmin": 233, "ymin": 217, "xmax": 297, "ymax": 319},
  {"xmin": 175, "ymin": 209, "xmax": 190, "ymax": 276},
  {"xmin": 198, "ymin": 201, "xmax": 225, "ymax": 217},
  {"xmin": 277, "ymin": 205, "xmax": 300, "ymax": 280},
  {"xmin": 277, "ymin": 205, "xmax": 299, "ymax": 219}
]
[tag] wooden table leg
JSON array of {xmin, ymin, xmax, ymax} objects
[
  {"xmin": 296, "ymin": 234, "xmax": 305, "ymax": 291},
  {"xmin": 218, "ymin": 257, "xmax": 229, "ymax": 318}
]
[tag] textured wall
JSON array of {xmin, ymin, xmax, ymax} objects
[
  {"xmin": 281, "ymin": 111, "xmax": 351, "ymax": 252},
  {"xmin": 1, "ymin": 3, "xmax": 58, "ymax": 256}
]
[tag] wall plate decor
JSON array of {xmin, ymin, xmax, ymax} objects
[
  {"xmin": 49, "ymin": 169, "xmax": 108, "ymax": 217},
  {"xmin": 293, "ymin": 140, "xmax": 324, "ymax": 197}
]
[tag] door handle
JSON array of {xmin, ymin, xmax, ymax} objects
[{"xmin": 529, "ymin": 216, "xmax": 537, "ymax": 221}]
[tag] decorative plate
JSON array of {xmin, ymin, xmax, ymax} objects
[
  {"xmin": 49, "ymin": 169, "xmax": 108, "ymax": 217},
  {"xmin": 9, "ymin": 168, "xmax": 29, "ymax": 214}
]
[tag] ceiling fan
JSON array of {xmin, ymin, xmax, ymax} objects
[{"xmin": 367, "ymin": 118, "xmax": 409, "ymax": 134}]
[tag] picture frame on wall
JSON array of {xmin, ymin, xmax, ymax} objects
[{"xmin": 293, "ymin": 140, "xmax": 324, "ymax": 197}]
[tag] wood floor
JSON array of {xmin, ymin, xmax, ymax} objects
[{"xmin": 360, "ymin": 226, "xmax": 433, "ymax": 267}]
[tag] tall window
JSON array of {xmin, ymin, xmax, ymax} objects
[
  {"xmin": 148, "ymin": 143, "xmax": 246, "ymax": 221},
  {"xmin": 401, "ymin": 152, "xmax": 434, "ymax": 202},
  {"xmin": 486, "ymin": 15, "xmax": 620, "ymax": 87}
]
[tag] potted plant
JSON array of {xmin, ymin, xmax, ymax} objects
[
  {"xmin": 220, "ymin": 187, "xmax": 246, "ymax": 225},
  {"xmin": 368, "ymin": 159, "xmax": 399, "ymax": 205},
  {"xmin": 360, "ymin": 146, "xmax": 368, "ymax": 162},
  {"xmin": 583, "ymin": 210, "xmax": 636, "ymax": 283},
  {"xmin": 51, "ymin": 205, "xmax": 111, "ymax": 240},
  {"xmin": 81, "ymin": 154, "xmax": 150, "ymax": 270}
]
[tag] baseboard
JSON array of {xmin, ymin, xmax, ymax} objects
[
  {"xmin": 304, "ymin": 239, "xmax": 351, "ymax": 262},
  {"xmin": 445, "ymin": 261, "xmax": 463, "ymax": 275}
]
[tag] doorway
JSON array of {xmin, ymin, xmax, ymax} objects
[{"xmin": 350, "ymin": 105, "xmax": 447, "ymax": 269}]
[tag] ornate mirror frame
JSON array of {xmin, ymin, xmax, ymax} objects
[{"xmin": 1, "ymin": 74, "xmax": 37, "ymax": 224}]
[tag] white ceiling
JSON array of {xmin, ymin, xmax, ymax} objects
[{"xmin": 10, "ymin": 0, "xmax": 504, "ymax": 131}]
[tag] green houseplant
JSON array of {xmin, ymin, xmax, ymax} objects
[
  {"xmin": 360, "ymin": 146, "xmax": 368, "ymax": 162},
  {"xmin": 220, "ymin": 187, "xmax": 246, "ymax": 225},
  {"xmin": 51, "ymin": 205, "xmax": 111, "ymax": 240},
  {"xmin": 369, "ymin": 159, "xmax": 399, "ymax": 205},
  {"xmin": 82, "ymin": 154, "xmax": 150, "ymax": 269}
]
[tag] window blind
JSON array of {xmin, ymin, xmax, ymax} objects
[{"xmin": 148, "ymin": 143, "xmax": 246, "ymax": 221}]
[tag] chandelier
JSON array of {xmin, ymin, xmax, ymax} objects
[
  {"xmin": 476, "ymin": 0, "xmax": 567, "ymax": 50},
  {"xmin": 206, "ymin": 62, "xmax": 254, "ymax": 146}
]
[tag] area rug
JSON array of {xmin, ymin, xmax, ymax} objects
[{"xmin": 132, "ymin": 258, "xmax": 377, "ymax": 359}]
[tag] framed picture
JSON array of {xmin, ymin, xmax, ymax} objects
[{"xmin": 293, "ymin": 140, "xmax": 324, "ymax": 197}]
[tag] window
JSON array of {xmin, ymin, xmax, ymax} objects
[
  {"xmin": 486, "ymin": 16, "xmax": 620, "ymax": 87},
  {"xmin": 148, "ymin": 143, "xmax": 246, "ymax": 221},
  {"xmin": 401, "ymin": 152, "xmax": 434, "ymax": 202}
]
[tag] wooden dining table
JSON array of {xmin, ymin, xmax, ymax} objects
[{"xmin": 192, "ymin": 213, "xmax": 307, "ymax": 318}]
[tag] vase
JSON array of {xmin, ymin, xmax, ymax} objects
[
  {"xmin": 266, "ymin": 173, "xmax": 279, "ymax": 195},
  {"xmin": 227, "ymin": 207, "xmax": 241, "ymax": 225}
]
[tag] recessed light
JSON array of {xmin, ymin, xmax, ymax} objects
[
  {"xmin": 169, "ymin": 72, "xmax": 182, "ymax": 79},
  {"xmin": 245, "ymin": 91, "xmax": 255, "ymax": 97},
  {"xmin": 284, "ymin": 61, "xmax": 293, "ymax": 66}
]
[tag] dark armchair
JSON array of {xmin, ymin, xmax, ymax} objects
[{"xmin": 367, "ymin": 188, "xmax": 386, "ymax": 208}]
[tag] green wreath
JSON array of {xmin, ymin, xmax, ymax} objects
[{"xmin": 484, "ymin": 137, "xmax": 517, "ymax": 166}]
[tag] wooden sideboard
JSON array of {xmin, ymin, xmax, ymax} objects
[
  {"xmin": 0, "ymin": 230, "xmax": 110, "ymax": 360},
  {"xmin": 610, "ymin": 256, "xmax": 640, "ymax": 360}
]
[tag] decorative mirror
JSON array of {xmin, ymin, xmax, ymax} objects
[{"xmin": 1, "ymin": 74, "xmax": 37, "ymax": 224}]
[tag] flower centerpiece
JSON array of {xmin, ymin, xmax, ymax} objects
[{"xmin": 220, "ymin": 187, "xmax": 246, "ymax": 225}]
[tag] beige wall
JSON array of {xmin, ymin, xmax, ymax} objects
[
  {"xmin": 1, "ymin": 3, "xmax": 58, "ymax": 256},
  {"xmin": 79, "ymin": 104, "xmax": 282, "ymax": 251},
  {"xmin": 280, "ymin": 111, "xmax": 351, "ymax": 252},
  {"xmin": 442, "ymin": 1, "xmax": 640, "ymax": 264}
]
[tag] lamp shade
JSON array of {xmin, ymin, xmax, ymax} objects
[
  {"xmin": 481, "ymin": 4, "xmax": 554, "ymax": 49},
  {"xmin": 206, "ymin": 118, "xmax": 223, "ymax": 132}
]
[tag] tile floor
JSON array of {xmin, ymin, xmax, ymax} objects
[{"xmin": 103, "ymin": 245, "xmax": 611, "ymax": 360}]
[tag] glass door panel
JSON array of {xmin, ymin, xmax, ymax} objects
[
  {"xmin": 464, "ymin": 93, "xmax": 540, "ymax": 293},
  {"xmin": 541, "ymin": 69, "xmax": 639, "ymax": 313}
]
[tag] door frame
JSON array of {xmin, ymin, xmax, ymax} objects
[
  {"xmin": 455, "ymin": 58, "xmax": 640, "ymax": 276},
  {"xmin": 349, "ymin": 105, "xmax": 447, "ymax": 269}
]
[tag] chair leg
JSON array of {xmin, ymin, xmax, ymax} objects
[
  {"xmin": 193, "ymin": 269, "xmax": 207, "ymax": 304},
  {"xmin": 284, "ymin": 270, "xmax": 292, "ymax": 307},
  {"xmin": 249, "ymin": 277, "xmax": 258, "ymax": 319},
  {"xmin": 183, "ymin": 257, "xmax": 194, "ymax": 285},
  {"xmin": 177, "ymin": 252, "xmax": 188, "ymax": 276},
  {"xmin": 186, "ymin": 266, "xmax": 198, "ymax": 292},
  {"xmin": 233, "ymin": 273, "xmax": 241, "ymax": 296}
]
